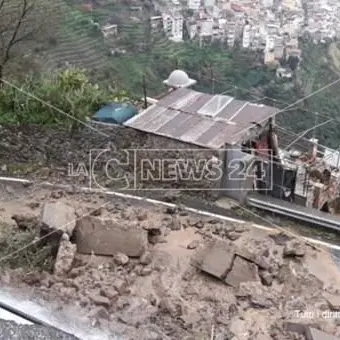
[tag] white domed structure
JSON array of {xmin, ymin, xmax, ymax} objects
[{"xmin": 163, "ymin": 69, "xmax": 197, "ymax": 88}]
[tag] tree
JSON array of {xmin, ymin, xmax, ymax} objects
[
  {"xmin": 0, "ymin": 0, "xmax": 52, "ymax": 84},
  {"xmin": 0, "ymin": 68, "xmax": 130, "ymax": 131},
  {"xmin": 287, "ymin": 55, "xmax": 300, "ymax": 72}
]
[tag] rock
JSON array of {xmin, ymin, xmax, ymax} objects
[
  {"xmin": 11, "ymin": 214, "xmax": 39, "ymax": 231},
  {"xmin": 226, "ymin": 231, "xmax": 241, "ymax": 241},
  {"xmin": 188, "ymin": 219, "xmax": 204, "ymax": 229},
  {"xmin": 229, "ymin": 318, "xmax": 245, "ymax": 337},
  {"xmin": 136, "ymin": 211, "xmax": 148, "ymax": 221},
  {"xmin": 113, "ymin": 278, "xmax": 128, "ymax": 294},
  {"xmin": 324, "ymin": 294, "xmax": 340, "ymax": 311},
  {"xmin": 89, "ymin": 294, "xmax": 111, "ymax": 308},
  {"xmin": 235, "ymin": 247, "xmax": 271, "ymax": 270},
  {"xmin": 254, "ymin": 333, "xmax": 272, "ymax": 340},
  {"xmin": 225, "ymin": 256, "xmax": 260, "ymax": 288},
  {"xmin": 53, "ymin": 234, "xmax": 77, "ymax": 276},
  {"xmin": 139, "ymin": 267, "xmax": 153, "ymax": 276},
  {"xmin": 170, "ymin": 216, "xmax": 181, "ymax": 230},
  {"xmin": 76, "ymin": 216, "xmax": 148, "ymax": 257},
  {"xmin": 159, "ymin": 298, "xmax": 181, "ymax": 317},
  {"xmin": 306, "ymin": 327, "xmax": 340, "ymax": 340},
  {"xmin": 259, "ymin": 271, "xmax": 274, "ymax": 286},
  {"xmin": 194, "ymin": 239, "xmax": 236, "ymax": 280},
  {"xmin": 5, "ymin": 185, "xmax": 14, "ymax": 194},
  {"xmin": 90, "ymin": 207, "xmax": 103, "ymax": 217},
  {"xmin": 187, "ymin": 240, "xmax": 200, "ymax": 249},
  {"xmin": 117, "ymin": 297, "xmax": 157, "ymax": 327},
  {"xmin": 26, "ymin": 202, "xmax": 40, "ymax": 210},
  {"xmin": 165, "ymin": 207, "xmax": 177, "ymax": 214},
  {"xmin": 100, "ymin": 288, "xmax": 119, "ymax": 300},
  {"xmin": 88, "ymin": 306, "xmax": 110, "ymax": 321},
  {"xmin": 277, "ymin": 262, "xmax": 298, "ymax": 284},
  {"xmin": 283, "ymin": 240, "xmax": 306, "ymax": 257},
  {"xmin": 41, "ymin": 202, "xmax": 76, "ymax": 236},
  {"xmin": 50, "ymin": 190, "xmax": 64, "ymax": 199},
  {"xmin": 140, "ymin": 252, "xmax": 152, "ymax": 266},
  {"xmin": 114, "ymin": 253, "xmax": 129, "ymax": 266},
  {"xmin": 269, "ymin": 232, "xmax": 292, "ymax": 246},
  {"xmin": 250, "ymin": 295, "xmax": 273, "ymax": 309},
  {"xmin": 234, "ymin": 225, "xmax": 246, "ymax": 233}
]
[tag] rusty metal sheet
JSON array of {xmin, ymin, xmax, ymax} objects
[
  {"xmin": 171, "ymin": 90, "xmax": 202, "ymax": 110},
  {"xmin": 195, "ymin": 121, "xmax": 227, "ymax": 146},
  {"xmin": 207, "ymin": 124, "xmax": 245, "ymax": 148},
  {"xmin": 124, "ymin": 105, "xmax": 166, "ymax": 130},
  {"xmin": 232, "ymin": 104, "xmax": 277, "ymax": 126},
  {"xmin": 216, "ymin": 99, "xmax": 246, "ymax": 121},
  {"xmin": 180, "ymin": 119, "xmax": 216, "ymax": 144},
  {"xmin": 170, "ymin": 115, "xmax": 202, "ymax": 138},
  {"xmin": 125, "ymin": 105, "xmax": 180, "ymax": 133},
  {"xmin": 156, "ymin": 112, "xmax": 189, "ymax": 135},
  {"xmin": 181, "ymin": 93, "xmax": 212, "ymax": 114},
  {"xmin": 156, "ymin": 88, "xmax": 191, "ymax": 108}
]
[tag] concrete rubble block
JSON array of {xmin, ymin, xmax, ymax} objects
[
  {"xmin": 117, "ymin": 297, "xmax": 158, "ymax": 327},
  {"xmin": 324, "ymin": 294, "xmax": 340, "ymax": 310},
  {"xmin": 225, "ymin": 256, "xmax": 260, "ymax": 288},
  {"xmin": 305, "ymin": 327, "xmax": 340, "ymax": 340},
  {"xmin": 76, "ymin": 216, "xmax": 148, "ymax": 257},
  {"xmin": 283, "ymin": 239, "xmax": 306, "ymax": 257},
  {"xmin": 235, "ymin": 247, "xmax": 270, "ymax": 270},
  {"xmin": 53, "ymin": 234, "xmax": 77, "ymax": 276},
  {"xmin": 41, "ymin": 202, "xmax": 76, "ymax": 236},
  {"xmin": 193, "ymin": 239, "xmax": 236, "ymax": 280},
  {"xmin": 283, "ymin": 322, "xmax": 320, "ymax": 337}
]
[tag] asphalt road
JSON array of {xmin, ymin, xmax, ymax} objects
[{"xmin": 0, "ymin": 319, "xmax": 80, "ymax": 340}]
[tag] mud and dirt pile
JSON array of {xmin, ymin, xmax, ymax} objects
[{"xmin": 1, "ymin": 187, "xmax": 340, "ymax": 339}]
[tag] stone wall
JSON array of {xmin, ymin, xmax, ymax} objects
[{"xmin": 0, "ymin": 124, "xmax": 222, "ymax": 200}]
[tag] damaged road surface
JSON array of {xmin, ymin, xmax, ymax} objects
[
  {"xmin": 1, "ymin": 185, "xmax": 340, "ymax": 339},
  {"xmin": 0, "ymin": 320, "xmax": 80, "ymax": 340}
]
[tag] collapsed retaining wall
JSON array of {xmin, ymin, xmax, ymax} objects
[{"xmin": 0, "ymin": 124, "xmax": 222, "ymax": 200}]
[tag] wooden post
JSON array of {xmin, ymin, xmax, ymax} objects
[
  {"xmin": 142, "ymin": 74, "xmax": 147, "ymax": 109},
  {"xmin": 210, "ymin": 65, "xmax": 215, "ymax": 94}
]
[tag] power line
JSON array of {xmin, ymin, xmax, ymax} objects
[{"xmin": 185, "ymin": 69, "xmax": 340, "ymax": 127}]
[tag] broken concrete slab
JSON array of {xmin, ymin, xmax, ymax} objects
[
  {"xmin": 324, "ymin": 294, "xmax": 340, "ymax": 311},
  {"xmin": 193, "ymin": 239, "xmax": 235, "ymax": 280},
  {"xmin": 235, "ymin": 247, "xmax": 270, "ymax": 270},
  {"xmin": 225, "ymin": 256, "xmax": 260, "ymax": 288},
  {"xmin": 283, "ymin": 239, "xmax": 306, "ymax": 257},
  {"xmin": 41, "ymin": 202, "xmax": 76, "ymax": 236},
  {"xmin": 305, "ymin": 328, "xmax": 340, "ymax": 340},
  {"xmin": 54, "ymin": 234, "xmax": 76, "ymax": 276},
  {"xmin": 283, "ymin": 322, "xmax": 320, "ymax": 337},
  {"xmin": 76, "ymin": 216, "xmax": 148, "ymax": 257}
]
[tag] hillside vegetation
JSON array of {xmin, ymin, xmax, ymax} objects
[{"xmin": 1, "ymin": 0, "xmax": 340, "ymax": 149}]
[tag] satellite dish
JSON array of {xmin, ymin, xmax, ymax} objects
[{"xmin": 163, "ymin": 69, "xmax": 197, "ymax": 88}]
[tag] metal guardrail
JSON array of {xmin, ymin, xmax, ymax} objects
[{"xmin": 247, "ymin": 195, "xmax": 340, "ymax": 232}]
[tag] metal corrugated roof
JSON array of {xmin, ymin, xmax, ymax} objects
[{"xmin": 124, "ymin": 88, "xmax": 279, "ymax": 148}]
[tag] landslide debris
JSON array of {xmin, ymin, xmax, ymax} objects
[{"xmin": 1, "ymin": 188, "xmax": 340, "ymax": 339}]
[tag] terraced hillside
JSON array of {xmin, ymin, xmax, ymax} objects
[{"xmin": 39, "ymin": 1, "xmax": 110, "ymax": 72}]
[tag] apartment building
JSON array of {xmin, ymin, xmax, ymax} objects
[
  {"xmin": 188, "ymin": 0, "xmax": 201, "ymax": 11},
  {"xmin": 162, "ymin": 12, "xmax": 184, "ymax": 42}
]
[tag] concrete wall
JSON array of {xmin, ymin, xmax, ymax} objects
[
  {"xmin": 0, "ymin": 124, "xmax": 222, "ymax": 200},
  {"xmin": 220, "ymin": 146, "xmax": 256, "ymax": 203}
]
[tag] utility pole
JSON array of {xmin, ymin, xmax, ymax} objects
[
  {"xmin": 312, "ymin": 112, "xmax": 318, "ymax": 139},
  {"xmin": 142, "ymin": 74, "xmax": 147, "ymax": 109},
  {"xmin": 210, "ymin": 65, "xmax": 215, "ymax": 94}
]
